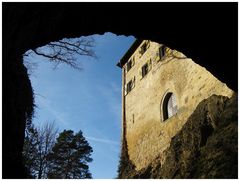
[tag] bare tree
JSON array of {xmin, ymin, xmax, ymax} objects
[
  {"xmin": 37, "ymin": 121, "xmax": 59, "ymax": 179},
  {"xmin": 24, "ymin": 36, "xmax": 97, "ymax": 71},
  {"xmin": 23, "ymin": 121, "xmax": 59, "ymax": 178}
]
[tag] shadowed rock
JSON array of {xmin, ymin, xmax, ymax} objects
[{"xmin": 119, "ymin": 94, "xmax": 238, "ymax": 179}]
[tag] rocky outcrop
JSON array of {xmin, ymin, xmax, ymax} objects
[
  {"xmin": 119, "ymin": 94, "xmax": 238, "ymax": 179},
  {"xmin": 3, "ymin": 3, "xmax": 237, "ymax": 91},
  {"xmin": 3, "ymin": 54, "xmax": 34, "ymax": 178}
]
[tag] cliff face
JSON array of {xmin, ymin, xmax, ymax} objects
[
  {"xmin": 119, "ymin": 94, "xmax": 238, "ymax": 179},
  {"xmin": 3, "ymin": 54, "xmax": 34, "ymax": 178}
]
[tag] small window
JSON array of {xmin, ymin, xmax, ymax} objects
[
  {"xmin": 139, "ymin": 41, "xmax": 150, "ymax": 55},
  {"xmin": 142, "ymin": 63, "xmax": 149, "ymax": 78},
  {"xmin": 126, "ymin": 77, "xmax": 135, "ymax": 94},
  {"xmin": 126, "ymin": 57, "xmax": 134, "ymax": 72},
  {"xmin": 127, "ymin": 80, "xmax": 132, "ymax": 93},
  {"xmin": 141, "ymin": 59, "xmax": 152, "ymax": 78},
  {"xmin": 159, "ymin": 45, "xmax": 166, "ymax": 60},
  {"xmin": 162, "ymin": 93, "xmax": 178, "ymax": 121}
]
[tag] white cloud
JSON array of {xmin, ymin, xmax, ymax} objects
[{"xmin": 86, "ymin": 136, "xmax": 119, "ymax": 146}]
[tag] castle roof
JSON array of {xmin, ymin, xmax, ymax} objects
[{"xmin": 116, "ymin": 39, "xmax": 143, "ymax": 68}]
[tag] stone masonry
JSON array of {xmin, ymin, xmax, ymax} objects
[{"xmin": 117, "ymin": 40, "xmax": 233, "ymax": 171}]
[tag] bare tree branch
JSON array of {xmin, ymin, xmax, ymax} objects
[{"xmin": 24, "ymin": 36, "xmax": 97, "ymax": 71}]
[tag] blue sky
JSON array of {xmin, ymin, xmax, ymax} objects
[{"xmin": 24, "ymin": 32, "xmax": 135, "ymax": 179}]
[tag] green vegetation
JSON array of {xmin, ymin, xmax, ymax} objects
[{"xmin": 23, "ymin": 122, "xmax": 93, "ymax": 179}]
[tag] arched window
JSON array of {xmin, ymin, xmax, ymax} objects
[{"xmin": 162, "ymin": 92, "xmax": 178, "ymax": 121}]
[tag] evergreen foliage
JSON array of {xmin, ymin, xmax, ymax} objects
[
  {"xmin": 47, "ymin": 130, "xmax": 93, "ymax": 179},
  {"xmin": 23, "ymin": 124, "xmax": 93, "ymax": 179}
]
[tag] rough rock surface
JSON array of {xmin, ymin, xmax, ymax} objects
[{"xmin": 118, "ymin": 94, "xmax": 238, "ymax": 179}]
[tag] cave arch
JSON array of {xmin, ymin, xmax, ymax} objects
[
  {"xmin": 3, "ymin": 3, "xmax": 237, "ymax": 89},
  {"xmin": 3, "ymin": 2, "xmax": 237, "ymax": 178}
]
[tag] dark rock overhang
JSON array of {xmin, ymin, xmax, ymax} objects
[{"xmin": 3, "ymin": 2, "xmax": 237, "ymax": 90}]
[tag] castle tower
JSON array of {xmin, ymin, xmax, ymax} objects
[{"xmin": 117, "ymin": 40, "xmax": 233, "ymax": 171}]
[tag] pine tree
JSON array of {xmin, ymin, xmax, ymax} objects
[{"xmin": 47, "ymin": 130, "xmax": 93, "ymax": 179}]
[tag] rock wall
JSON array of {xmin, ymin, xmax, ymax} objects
[
  {"xmin": 119, "ymin": 94, "xmax": 238, "ymax": 178},
  {"xmin": 3, "ymin": 53, "xmax": 34, "ymax": 178},
  {"xmin": 3, "ymin": 3, "xmax": 237, "ymax": 90}
]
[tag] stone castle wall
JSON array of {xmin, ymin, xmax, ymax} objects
[{"xmin": 122, "ymin": 40, "xmax": 233, "ymax": 170}]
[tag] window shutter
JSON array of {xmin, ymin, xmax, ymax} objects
[
  {"xmin": 139, "ymin": 68, "xmax": 143, "ymax": 78},
  {"xmin": 126, "ymin": 63, "xmax": 129, "ymax": 72},
  {"xmin": 148, "ymin": 59, "xmax": 152, "ymax": 71},
  {"xmin": 132, "ymin": 56, "xmax": 135, "ymax": 66},
  {"xmin": 159, "ymin": 45, "xmax": 166, "ymax": 60},
  {"xmin": 156, "ymin": 52, "xmax": 160, "ymax": 62},
  {"xmin": 132, "ymin": 76, "xmax": 135, "ymax": 88},
  {"xmin": 159, "ymin": 47, "xmax": 163, "ymax": 60},
  {"xmin": 166, "ymin": 47, "xmax": 170, "ymax": 54},
  {"xmin": 124, "ymin": 84, "xmax": 127, "ymax": 95},
  {"xmin": 146, "ymin": 40, "xmax": 150, "ymax": 49}
]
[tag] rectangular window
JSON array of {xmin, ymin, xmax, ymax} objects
[
  {"xmin": 126, "ymin": 57, "xmax": 134, "ymax": 72},
  {"xmin": 139, "ymin": 41, "xmax": 150, "ymax": 55},
  {"xmin": 142, "ymin": 63, "xmax": 149, "ymax": 78},
  {"xmin": 126, "ymin": 77, "xmax": 135, "ymax": 94},
  {"xmin": 126, "ymin": 80, "xmax": 133, "ymax": 93},
  {"xmin": 126, "ymin": 61, "xmax": 132, "ymax": 72},
  {"xmin": 141, "ymin": 59, "xmax": 152, "ymax": 78},
  {"xmin": 159, "ymin": 45, "xmax": 166, "ymax": 60}
]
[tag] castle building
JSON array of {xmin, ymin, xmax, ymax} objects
[{"xmin": 117, "ymin": 40, "xmax": 233, "ymax": 171}]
